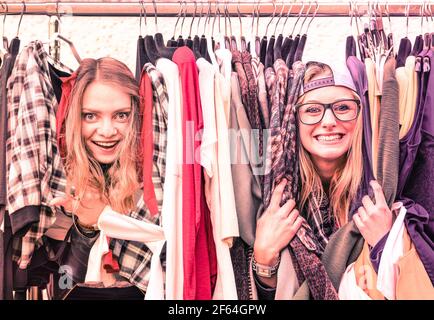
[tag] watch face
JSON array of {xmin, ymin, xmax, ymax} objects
[{"xmin": 257, "ymin": 267, "xmax": 272, "ymax": 278}]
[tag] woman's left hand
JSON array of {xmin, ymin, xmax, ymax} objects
[{"xmin": 353, "ymin": 180, "xmax": 393, "ymax": 247}]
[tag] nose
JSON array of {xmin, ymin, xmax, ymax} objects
[
  {"xmin": 320, "ymin": 108, "xmax": 337, "ymax": 128},
  {"xmin": 97, "ymin": 118, "xmax": 117, "ymax": 137}
]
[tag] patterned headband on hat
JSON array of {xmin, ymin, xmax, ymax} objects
[{"xmin": 299, "ymin": 61, "xmax": 357, "ymax": 96}]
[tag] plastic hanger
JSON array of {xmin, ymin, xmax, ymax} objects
[
  {"xmin": 396, "ymin": 37, "xmax": 412, "ymax": 67},
  {"xmin": 152, "ymin": 0, "xmax": 176, "ymax": 59}
]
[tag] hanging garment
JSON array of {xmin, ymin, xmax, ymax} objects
[
  {"xmin": 340, "ymin": 206, "xmax": 434, "ymax": 299},
  {"xmin": 6, "ymin": 41, "xmax": 67, "ymax": 273},
  {"xmin": 397, "ymin": 56, "xmax": 418, "ymax": 139},
  {"xmin": 251, "ymin": 56, "xmax": 270, "ymax": 129},
  {"xmin": 241, "ymin": 51, "xmax": 263, "ymax": 156},
  {"xmin": 197, "ymin": 57, "xmax": 238, "ymax": 300},
  {"xmin": 232, "ymin": 50, "xmax": 251, "ymax": 122},
  {"xmin": 143, "ymin": 63, "xmax": 168, "ymax": 186},
  {"xmin": 229, "ymin": 72, "xmax": 263, "ymax": 247},
  {"xmin": 376, "ymin": 57, "xmax": 399, "ymax": 207},
  {"xmin": 0, "ymin": 42, "xmax": 19, "ymax": 300},
  {"xmin": 109, "ymin": 176, "xmax": 163, "ymax": 292},
  {"xmin": 135, "ymin": 36, "xmax": 147, "ymax": 82},
  {"xmin": 398, "ymin": 49, "xmax": 434, "ymax": 284},
  {"xmin": 365, "ymin": 58, "xmax": 382, "ymax": 178},
  {"xmin": 139, "ymin": 72, "xmax": 159, "ymax": 216},
  {"xmin": 229, "ymin": 72, "xmax": 263, "ymax": 300},
  {"xmin": 346, "ymin": 48, "xmax": 375, "ymax": 195},
  {"xmin": 293, "ymin": 221, "xmax": 364, "ymax": 299},
  {"xmin": 173, "ymin": 46, "xmax": 217, "ymax": 300},
  {"xmin": 110, "ymin": 61, "xmax": 169, "ymax": 290},
  {"xmin": 87, "ymin": 204, "xmax": 166, "ymax": 300},
  {"xmin": 155, "ymin": 57, "xmax": 184, "ymax": 300}
]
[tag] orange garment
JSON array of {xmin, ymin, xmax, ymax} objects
[{"xmin": 353, "ymin": 229, "xmax": 434, "ymax": 299}]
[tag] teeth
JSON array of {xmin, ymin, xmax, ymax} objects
[
  {"xmin": 93, "ymin": 141, "xmax": 118, "ymax": 148},
  {"xmin": 316, "ymin": 135, "xmax": 342, "ymax": 141}
]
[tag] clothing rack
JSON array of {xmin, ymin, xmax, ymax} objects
[{"xmin": 2, "ymin": 1, "xmax": 432, "ymax": 18}]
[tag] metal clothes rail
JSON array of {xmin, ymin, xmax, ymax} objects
[{"xmin": 1, "ymin": 1, "xmax": 431, "ymax": 18}]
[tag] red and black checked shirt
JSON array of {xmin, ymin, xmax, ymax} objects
[{"xmin": 6, "ymin": 41, "xmax": 67, "ymax": 268}]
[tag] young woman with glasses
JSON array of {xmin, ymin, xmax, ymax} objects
[{"xmin": 251, "ymin": 61, "xmax": 396, "ymax": 299}]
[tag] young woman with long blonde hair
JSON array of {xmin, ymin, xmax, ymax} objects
[{"xmin": 51, "ymin": 57, "xmax": 165, "ymax": 300}]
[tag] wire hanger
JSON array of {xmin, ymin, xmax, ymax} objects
[
  {"xmin": 294, "ymin": 2, "xmax": 318, "ymax": 63},
  {"xmin": 54, "ymin": 3, "xmax": 82, "ymax": 64},
  {"xmin": 16, "ymin": 0, "xmax": 25, "ymax": 38},
  {"xmin": 139, "ymin": 0, "xmax": 146, "ymax": 37},
  {"xmin": 186, "ymin": 1, "xmax": 197, "ymax": 49},
  {"xmin": 280, "ymin": 2, "xmax": 295, "ymax": 62},
  {"xmin": 259, "ymin": 1, "xmax": 276, "ymax": 64},
  {"xmin": 265, "ymin": 1, "xmax": 277, "ymax": 38},
  {"xmin": 227, "ymin": 1, "xmax": 237, "ymax": 51},
  {"xmin": 178, "ymin": 0, "xmax": 188, "ymax": 46},
  {"xmin": 266, "ymin": 1, "xmax": 285, "ymax": 66},
  {"xmin": 237, "ymin": 1, "xmax": 246, "ymax": 52},
  {"xmin": 170, "ymin": 1, "xmax": 184, "ymax": 45},
  {"xmin": 272, "ymin": 2, "xmax": 286, "ymax": 62},
  {"xmin": 286, "ymin": 2, "xmax": 306, "ymax": 68},
  {"xmin": 1, "ymin": 2, "xmax": 8, "ymax": 53}
]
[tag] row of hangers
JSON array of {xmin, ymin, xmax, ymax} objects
[
  {"xmin": 0, "ymin": 1, "xmax": 81, "ymax": 72},
  {"xmin": 137, "ymin": 0, "xmax": 321, "ymax": 70},
  {"xmin": 2, "ymin": 1, "xmax": 434, "ymax": 72},
  {"xmin": 348, "ymin": 1, "xmax": 434, "ymax": 62}
]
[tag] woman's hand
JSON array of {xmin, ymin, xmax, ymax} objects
[
  {"xmin": 50, "ymin": 184, "xmax": 107, "ymax": 226},
  {"xmin": 253, "ymin": 179, "xmax": 303, "ymax": 266},
  {"xmin": 353, "ymin": 180, "xmax": 393, "ymax": 247}
]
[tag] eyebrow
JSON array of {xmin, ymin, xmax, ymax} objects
[{"xmin": 81, "ymin": 107, "xmax": 132, "ymax": 114}]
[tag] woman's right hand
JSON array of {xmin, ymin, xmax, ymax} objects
[{"xmin": 253, "ymin": 179, "xmax": 303, "ymax": 266}]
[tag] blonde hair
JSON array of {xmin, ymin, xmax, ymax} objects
[
  {"xmin": 64, "ymin": 57, "xmax": 141, "ymax": 214},
  {"xmin": 297, "ymin": 62, "xmax": 363, "ymax": 226}
]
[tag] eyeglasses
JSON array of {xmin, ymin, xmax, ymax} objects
[{"xmin": 296, "ymin": 99, "xmax": 361, "ymax": 125}]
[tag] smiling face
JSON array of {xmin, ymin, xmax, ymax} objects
[
  {"xmin": 298, "ymin": 85, "xmax": 359, "ymax": 171},
  {"xmin": 81, "ymin": 81, "xmax": 132, "ymax": 164}
]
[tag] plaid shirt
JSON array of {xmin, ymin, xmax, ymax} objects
[
  {"xmin": 111, "ymin": 63, "xmax": 168, "ymax": 292},
  {"xmin": 6, "ymin": 41, "xmax": 67, "ymax": 268},
  {"xmin": 144, "ymin": 63, "xmax": 168, "ymax": 185}
]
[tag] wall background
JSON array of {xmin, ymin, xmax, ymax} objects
[{"xmin": 2, "ymin": 1, "xmax": 430, "ymax": 72}]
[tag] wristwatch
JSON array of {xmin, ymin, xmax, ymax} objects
[{"xmin": 252, "ymin": 254, "xmax": 281, "ymax": 278}]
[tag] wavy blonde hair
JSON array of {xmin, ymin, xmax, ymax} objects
[
  {"xmin": 64, "ymin": 57, "xmax": 141, "ymax": 214},
  {"xmin": 297, "ymin": 62, "xmax": 363, "ymax": 226}
]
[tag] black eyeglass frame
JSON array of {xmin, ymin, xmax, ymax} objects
[{"xmin": 295, "ymin": 98, "xmax": 362, "ymax": 125}]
